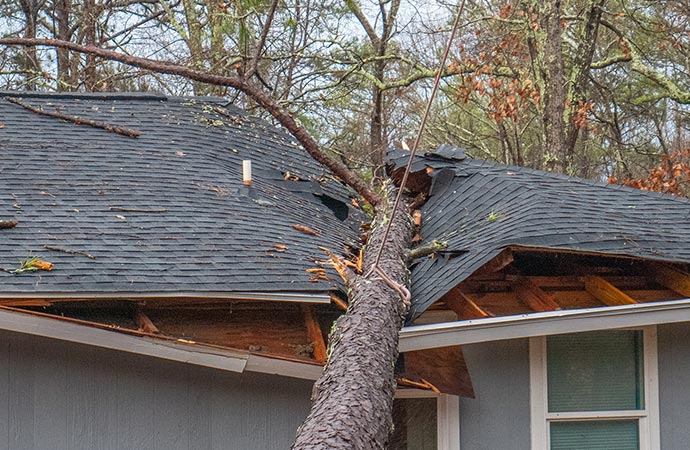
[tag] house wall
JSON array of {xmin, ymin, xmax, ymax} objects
[
  {"xmin": 459, "ymin": 338, "xmax": 531, "ymax": 450},
  {"xmin": 0, "ymin": 330, "xmax": 312, "ymax": 450},
  {"xmin": 658, "ymin": 322, "xmax": 690, "ymax": 450},
  {"xmin": 457, "ymin": 324, "xmax": 690, "ymax": 450}
]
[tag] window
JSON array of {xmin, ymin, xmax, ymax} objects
[
  {"xmin": 391, "ymin": 393, "xmax": 460, "ymax": 450},
  {"xmin": 530, "ymin": 327, "xmax": 660, "ymax": 450}
]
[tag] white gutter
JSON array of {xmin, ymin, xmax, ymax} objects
[
  {"xmin": 0, "ymin": 307, "xmax": 322, "ymax": 380},
  {"xmin": 400, "ymin": 298, "xmax": 690, "ymax": 352}
]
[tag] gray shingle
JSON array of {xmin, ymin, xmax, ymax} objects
[
  {"xmin": 0, "ymin": 92, "xmax": 362, "ymax": 296},
  {"xmin": 395, "ymin": 147, "xmax": 690, "ymax": 320}
]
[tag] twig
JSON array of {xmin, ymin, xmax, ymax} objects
[
  {"xmin": 43, "ymin": 245, "xmax": 96, "ymax": 259},
  {"xmin": 0, "ymin": 220, "xmax": 17, "ymax": 229},
  {"xmin": 109, "ymin": 207, "xmax": 167, "ymax": 213},
  {"xmin": 246, "ymin": 0, "xmax": 280, "ymax": 78},
  {"xmin": 5, "ymin": 97, "xmax": 141, "ymax": 138},
  {"xmin": 371, "ymin": 266, "xmax": 411, "ymax": 305},
  {"xmin": 397, "ymin": 377, "xmax": 440, "ymax": 393}
]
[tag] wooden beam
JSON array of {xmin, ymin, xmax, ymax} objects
[
  {"xmin": 444, "ymin": 290, "xmax": 494, "ymax": 320},
  {"xmin": 652, "ymin": 264, "xmax": 690, "ymax": 297},
  {"xmin": 512, "ymin": 277, "xmax": 561, "ymax": 312},
  {"xmin": 329, "ymin": 292, "xmax": 348, "ymax": 311},
  {"xmin": 0, "ymin": 299, "xmax": 52, "ymax": 307},
  {"xmin": 301, "ymin": 304, "xmax": 327, "ymax": 363},
  {"xmin": 584, "ymin": 275, "xmax": 638, "ymax": 306},
  {"xmin": 133, "ymin": 307, "xmax": 160, "ymax": 334},
  {"xmin": 474, "ymin": 248, "xmax": 514, "ymax": 275}
]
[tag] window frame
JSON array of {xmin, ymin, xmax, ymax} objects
[{"xmin": 529, "ymin": 326, "xmax": 660, "ymax": 450}]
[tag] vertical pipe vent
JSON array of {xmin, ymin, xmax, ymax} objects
[{"xmin": 243, "ymin": 160, "xmax": 252, "ymax": 185}]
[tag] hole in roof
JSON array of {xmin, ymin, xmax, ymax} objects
[{"xmin": 317, "ymin": 194, "xmax": 349, "ymax": 221}]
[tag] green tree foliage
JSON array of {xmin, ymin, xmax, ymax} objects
[
  {"xmin": 424, "ymin": 0, "xmax": 690, "ymax": 180},
  {"xmin": 1, "ymin": 0, "xmax": 688, "ymax": 182}
]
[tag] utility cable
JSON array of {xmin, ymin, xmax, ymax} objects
[{"xmin": 368, "ymin": 0, "xmax": 467, "ymax": 289}]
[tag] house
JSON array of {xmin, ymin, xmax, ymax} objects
[{"xmin": 2, "ymin": 91, "xmax": 690, "ymax": 450}]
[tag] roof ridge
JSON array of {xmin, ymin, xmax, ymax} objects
[
  {"xmin": 462, "ymin": 157, "xmax": 690, "ymax": 205},
  {"xmin": 0, "ymin": 90, "xmax": 168, "ymax": 101},
  {"xmin": 0, "ymin": 90, "xmax": 235, "ymax": 105}
]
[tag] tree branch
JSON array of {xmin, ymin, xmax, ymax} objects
[
  {"xmin": 345, "ymin": 0, "xmax": 380, "ymax": 46},
  {"xmin": 406, "ymin": 240, "xmax": 447, "ymax": 262},
  {"xmin": 0, "ymin": 37, "xmax": 382, "ymax": 207},
  {"xmin": 246, "ymin": 0, "xmax": 280, "ymax": 78}
]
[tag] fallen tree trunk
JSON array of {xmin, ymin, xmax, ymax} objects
[{"xmin": 292, "ymin": 189, "xmax": 414, "ymax": 450}]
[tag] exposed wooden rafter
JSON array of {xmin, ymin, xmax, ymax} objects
[
  {"xmin": 512, "ymin": 277, "xmax": 561, "ymax": 312},
  {"xmin": 329, "ymin": 292, "xmax": 348, "ymax": 311},
  {"xmin": 444, "ymin": 290, "xmax": 494, "ymax": 320},
  {"xmin": 474, "ymin": 248, "xmax": 514, "ymax": 275},
  {"xmin": 652, "ymin": 264, "xmax": 690, "ymax": 297},
  {"xmin": 301, "ymin": 305, "xmax": 328, "ymax": 363},
  {"xmin": 584, "ymin": 275, "xmax": 638, "ymax": 306}
]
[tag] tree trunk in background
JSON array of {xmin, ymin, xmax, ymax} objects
[
  {"xmin": 19, "ymin": 0, "xmax": 42, "ymax": 89},
  {"xmin": 538, "ymin": 0, "xmax": 568, "ymax": 172},
  {"xmin": 54, "ymin": 0, "xmax": 72, "ymax": 90},
  {"xmin": 82, "ymin": 0, "xmax": 98, "ymax": 90},
  {"xmin": 181, "ymin": 0, "xmax": 205, "ymax": 94},
  {"xmin": 564, "ymin": 0, "xmax": 606, "ymax": 168},
  {"xmin": 292, "ymin": 190, "xmax": 413, "ymax": 450}
]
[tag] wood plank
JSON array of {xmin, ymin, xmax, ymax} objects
[
  {"xmin": 0, "ymin": 299, "xmax": 51, "ymax": 307},
  {"xmin": 133, "ymin": 307, "xmax": 160, "ymax": 334},
  {"xmin": 474, "ymin": 248, "xmax": 514, "ymax": 275},
  {"xmin": 329, "ymin": 292, "xmax": 348, "ymax": 311},
  {"xmin": 512, "ymin": 277, "xmax": 561, "ymax": 312},
  {"xmin": 301, "ymin": 305, "xmax": 327, "ymax": 363},
  {"xmin": 584, "ymin": 275, "xmax": 638, "ymax": 306},
  {"xmin": 444, "ymin": 290, "xmax": 494, "ymax": 320},
  {"xmin": 652, "ymin": 264, "xmax": 690, "ymax": 297}
]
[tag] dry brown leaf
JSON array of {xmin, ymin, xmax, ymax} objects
[{"xmin": 293, "ymin": 224, "xmax": 318, "ymax": 235}]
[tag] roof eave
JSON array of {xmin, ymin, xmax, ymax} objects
[
  {"xmin": 0, "ymin": 290, "xmax": 332, "ymax": 304},
  {"xmin": 0, "ymin": 305, "xmax": 327, "ymax": 380},
  {"xmin": 400, "ymin": 298, "xmax": 690, "ymax": 351}
]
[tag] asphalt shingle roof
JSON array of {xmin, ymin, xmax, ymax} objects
[
  {"xmin": 0, "ymin": 92, "xmax": 360, "ymax": 297},
  {"xmin": 398, "ymin": 147, "xmax": 690, "ymax": 319}
]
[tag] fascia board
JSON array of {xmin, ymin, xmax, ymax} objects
[
  {"xmin": 0, "ymin": 291, "xmax": 331, "ymax": 304},
  {"xmin": 0, "ymin": 307, "xmax": 249, "ymax": 371}
]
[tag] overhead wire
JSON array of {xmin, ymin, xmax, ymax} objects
[{"xmin": 368, "ymin": 0, "xmax": 467, "ymax": 285}]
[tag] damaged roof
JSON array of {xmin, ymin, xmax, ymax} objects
[
  {"xmin": 0, "ymin": 92, "xmax": 360, "ymax": 298},
  {"xmin": 392, "ymin": 146, "xmax": 690, "ymax": 319}
]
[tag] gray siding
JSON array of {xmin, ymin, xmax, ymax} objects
[
  {"xmin": 0, "ymin": 330, "xmax": 312, "ymax": 450},
  {"xmin": 658, "ymin": 322, "xmax": 690, "ymax": 450},
  {"xmin": 459, "ymin": 339, "xmax": 531, "ymax": 450}
]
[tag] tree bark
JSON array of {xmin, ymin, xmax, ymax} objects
[
  {"xmin": 82, "ymin": 0, "xmax": 98, "ymax": 91},
  {"xmin": 292, "ymin": 188, "xmax": 414, "ymax": 450},
  {"xmin": 539, "ymin": 0, "xmax": 568, "ymax": 172},
  {"xmin": 54, "ymin": 0, "xmax": 71, "ymax": 90},
  {"xmin": 18, "ymin": 0, "xmax": 43, "ymax": 89},
  {"xmin": 564, "ymin": 0, "xmax": 606, "ymax": 165}
]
